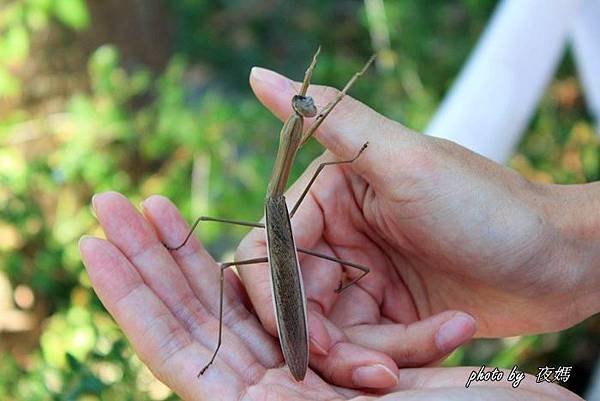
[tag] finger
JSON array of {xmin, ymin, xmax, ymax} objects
[
  {"xmin": 346, "ymin": 311, "xmax": 477, "ymax": 367},
  {"xmin": 140, "ymin": 194, "xmax": 282, "ymax": 368},
  {"xmin": 234, "ymin": 228, "xmax": 273, "ymax": 327},
  {"xmin": 92, "ymin": 191, "xmax": 210, "ymax": 325},
  {"xmin": 249, "ymin": 67, "xmax": 427, "ymax": 194},
  {"xmin": 91, "ymin": 191, "xmax": 263, "ymax": 377},
  {"xmin": 249, "ymin": 66, "xmax": 409, "ymax": 158},
  {"xmin": 79, "ymin": 236, "xmax": 249, "ymax": 400},
  {"xmin": 393, "ymin": 367, "xmax": 582, "ymax": 401},
  {"xmin": 308, "ymin": 311, "xmax": 399, "ymax": 390}
]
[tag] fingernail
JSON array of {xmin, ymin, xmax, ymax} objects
[
  {"xmin": 352, "ymin": 364, "xmax": 398, "ymax": 388},
  {"xmin": 250, "ymin": 67, "xmax": 292, "ymax": 92},
  {"xmin": 436, "ymin": 312, "xmax": 476, "ymax": 353},
  {"xmin": 78, "ymin": 235, "xmax": 93, "ymax": 249},
  {"xmin": 91, "ymin": 193, "xmax": 100, "ymax": 218}
]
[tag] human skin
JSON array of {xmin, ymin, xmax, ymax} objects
[
  {"xmin": 78, "ymin": 66, "xmax": 596, "ymax": 400},
  {"xmin": 79, "ymin": 193, "xmax": 581, "ymax": 401},
  {"xmin": 235, "ymin": 66, "xmax": 600, "ymax": 382}
]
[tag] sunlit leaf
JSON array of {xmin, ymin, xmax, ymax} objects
[
  {"xmin": 52, "ymin": 0, "xmax": 90, "ymax": 30},
  {"xmin": 1, "ymin": 25, "xmax": 29, "ymax": 64}
]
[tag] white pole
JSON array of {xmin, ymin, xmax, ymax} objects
[
  {"xmin": 425, "ymin": 0, "xmax": 583, "ymax": 162},
  {"xmin": 572, "ymin": 0, "xmax": 600, "ymax": 131}
]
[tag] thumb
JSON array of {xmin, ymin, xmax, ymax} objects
[{"xmin": 249, "ymin": 67, "xmax": 425, "ymax": 192}]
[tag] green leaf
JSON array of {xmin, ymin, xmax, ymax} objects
[
  {"xmin": 0, "ymin": 26, "xmax": 30, "ymax": 64},
  {"xmin": 0, "ymin": 68, "xmax": 21, "ymax": 97},
  {"xmin": 52, "ymin": 0, "xmax": 90, "ymax": 31}
]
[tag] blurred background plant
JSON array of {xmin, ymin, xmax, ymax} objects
[{"xmin": 0, "ymin": 0, "xmax": 598, "ymax": 399}]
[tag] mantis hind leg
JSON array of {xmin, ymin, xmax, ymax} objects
[
  {"xmin": 297, "ymin": 247, "xmax": 369, "ymax": 293},
  {"xmin": 198, "ymin": 256, "xmax": 268, "ymax": 377},
  {"xmin": 164, "ymin": 216, "xmax": 264, "ymax": 251}
]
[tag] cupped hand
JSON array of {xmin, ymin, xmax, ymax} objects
[
  {"xmin": 236, "ymin": 67, "xmax": 583, "ymax": 378},
  {"xmin": 79, "ymin": 192, "xmax": 580, "ymax": 401}
]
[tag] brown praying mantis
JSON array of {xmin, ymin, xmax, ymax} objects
[{"xmin": 165, "ymin": 47, "xmax": 375, "ymax": 381}]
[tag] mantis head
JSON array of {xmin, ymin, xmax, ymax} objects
[{"xmin": 292, "ymin": 95, "xmax": 317, "ymax": 117}]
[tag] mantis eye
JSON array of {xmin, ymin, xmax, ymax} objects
[{"xmin": 292, "ymin": 95, "xmax": 317, "ymax": 117}]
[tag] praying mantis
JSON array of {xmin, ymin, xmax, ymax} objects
[{"xmin": 165, "ymin": 48, "xmax": 375, "ymax": 381}]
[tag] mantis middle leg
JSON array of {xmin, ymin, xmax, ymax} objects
[{"xmin": 164, "ymin": 216, "xmax": 264, "ymax": 251}]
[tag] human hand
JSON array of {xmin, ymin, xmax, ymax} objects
[
  {"xmin": 79, "ymin": 192, "xmax": 580, "ymax": 401},
  {"xmin": 237, "ymin": 66, "xmax": 598, "ymax": 375}
]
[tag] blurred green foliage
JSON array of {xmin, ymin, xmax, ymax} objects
[
  {"xmin": 0, "ymin": 0, "xmax": 598, "ymax": 399},
  {"xmin": 0, "ymin": 0, "xmax": 89, "ymax": 96}
]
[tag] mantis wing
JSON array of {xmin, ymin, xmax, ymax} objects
[{"xmin": 265, "ymin": 195, "xmax": 308, "ymax": 381}]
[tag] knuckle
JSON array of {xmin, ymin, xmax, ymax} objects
[{"xmin": 393, "ymin": 345, "xmax": 421, "ymax": 365}]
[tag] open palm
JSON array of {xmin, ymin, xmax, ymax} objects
[{"xmin": 80, "ymin": 192, "xmax": 350, "ymax": 400}]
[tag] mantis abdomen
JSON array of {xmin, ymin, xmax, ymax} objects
[{"xmin": 265, "ymin": 195, "xmax": 309, "ymax": 381}]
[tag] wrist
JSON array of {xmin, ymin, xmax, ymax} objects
[{"xmin": 537, "ymin": 181, "xmax": 600, "ymax": 324}]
